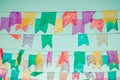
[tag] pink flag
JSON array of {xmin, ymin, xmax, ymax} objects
[
  {"xmin": 62, "ymin": 12, "xmax": 77, "ymax": 27},
  {"xmin": 90, "ymin": 19, "xmax": 104, "ymax": 32},
  {"xmin": 72, "ymin": 72, "xmax": 80, "ymax": 80},
  {"xmin": 95, "ymin": 72, "xmax": 104, "ymax": 80},
  {"xmin": 0, "ymin": 48, "xmax": 3, "ymax": 59},
  {"xmin": 46, "ymin": 51, "xmax": 53, "ymax": 67}
]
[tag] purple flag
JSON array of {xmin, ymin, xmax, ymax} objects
[
  {"xmin": 46, "ymin": 51, "xmax": 53, "ymax": 67},
  {"xmin": 86, "ymin": 55, "xmax": 92, "ymax": 66},
  {"xmin": 95, "ymin": 72, "xmax": 104, "ymax": 80},
  {"xmin": 0, "ymin": 68, "xmax": 7, "ymax": 77},
  {"xmin": 9, "ymin": 12, "xmax": 21, "ymax": 27},
  {"xmin": 85, "ymin": 72, "xmax": 93, "ymax": 79},
  {"xmin": 0, "ymin": 17, "xmax": 10, "ymax": 32},
  {"xmin": 107, "ymin": 51, "xmax": 118, "ymax": 64},
  {"xmin": 82, "ymin": 11, "xmax": 95, "ymax": 24},
  {"xmin": 22, "ymin": 34, "xmax": 34, "ymax": 47},
  {"xmin": 72, "ymin": 19, "xmax": 85, "ymax": 34}
]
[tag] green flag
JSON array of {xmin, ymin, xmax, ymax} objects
[
  {"xmin": 2, "ymin": 53, "xmax": 12, "ymax": 64},
  {"xmin": 16, "ymin": 49, "xmax": 24, "ymax": 66},
  {"xmin": 106, "ymin": 20, "xmax": 118, "ymax": 32},
  {"xmin": 31, "ymin": 72, "xmax": 43, "ymax": 77},
  {"xmin": 28, "ymin": 55, "xmax": 36, "ymax": 67},
  {"xmin": 11, "ymin": 69, "xmax": 20, "ymax": 80},
  {"xmin": 35, "ymin": 19, "xmax": 48, "ymax": 33},
  {"xmin": 109, "ymin": 62, "xmax": 119, "ymax": 70},
  {"xmin": 108, "ymin": 71, "xmax": 116, "ymax": 80},
  {"xmin": 102, "ymin": 55, "xmax": 108, "ymax": 65},
  {"xmin": 11, "ymin": 60, "xmax": 18, "ymax": 70},
  {"xmin": 41, "ymin": 34, "xmax": 53, "ymax": 49}
]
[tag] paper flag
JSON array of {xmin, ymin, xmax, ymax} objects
[
  {"xmin": 15, "ymin": 25, "xmax": 28, "ymax": 32},
  {"xmin": 85, "ymin": 72, "xmax": 93, "ymax": 79},
  {"xmin": 72, "ymin": 72, "xmax": 80, "ymax": 80},
  {"xmin": 96, "ymin": 34, "xmax": 108, "ymax": 46},
  {"xmin": 35, "ymin": 19, "xmax": 48, "ymax": 33},
  {"xmin": 74, "ymin": 61, "xmax": 84, "ymax": 73},
  {"xmin": 74, "ymin": 51, "xmax": 85, "ymax": 64},
  {"xmin": 91, "ymin": 51, "xmax": 102, "ymax": 68},
  {"xmin": 22, "ymin": 70, "xmax": 31, "ymax": 80},
  {"xmin": 86, "ymin": 55, "xmax": 92, "ymax": 66},
  {"xmin": 78, "ymin": 34, "xmax": 89, "ymax": 46},
  {"xmin": 47, "ymin": 72, "xmax": 55, "ymax": 80},
  {"xmin": 108, "ymin": 71, "xmax": 116, "ymax": 80},
  {"xmin": 0, "ymin": 68, "xmax": 7, "ymax": 77},
  {"xmin": 60, "ymin": 62, "xmax": 70, "ymax": 72},
  {"xmin": 95, "ymin": 72, "xmax": 104, "ymax": 80},
  {"xmin": 2, "ymin": 53, "xmax": 12, "ymax": 64},
  {"xmin": 60, "ymin": 73, "xmax": 68, "ymax": 80},
  {"xmin": 102, "ymin": 10, "xmax": 117, "ymax": 23},
  {"xmin": 31, "ymin": 72, "xmax": 43, "ymax": 77},
  {"xmin": 109, "ymin": 62, "xmax": 119, "ymax": 70},
  {"xmin": 102, "ymin": 55, "xmax": 108, "ymax": 65},
  {"xmin": 107, "ymin": 51, "xmax": 118, "ymax": 64},
  {"xmin": 106, "ymin": 20, "xmax": 118, "ymax": 32},
  {"xmin": 57, "ymin": 51, "xmax": 69, "ymax": 68},
  {"xmin": 0, "ymin": 17, "xmax": 10, "ymax": 32},
  {"xmin": 11, "ymin": 69, "xmax": 19, "ymax": 80},
  {"xmin": 62, "ymin": 12, "xmax": 77, "ymax": 27},
  {"xmin": 72, "ymin": 19, "xmax": 85, "ymax": 34},
  {"xmin": 22, "ymin": 34, "xmax": 34, "ymax": 47},
  {"xmin": 41, "ymin": 34, "xmax": 53, "ymax": 49},
  {"xmin": 9, "ymin": 12, "xmax": 21, "ymax": 27},
  {"xmin": 90, "ymin": 19, "xmax": 104, "ymax": 32},
  {"xmin": 82, "ymin": 11, "xmax": 95, "ymax": 24},
  {"xmin": 16, "ymin": 12, "xmax": 36, "ymax": 27},
  {"xmin": 54, "ymin": 19, "xmax": 64, "ymax": 34},
  {"xmin": 46, "ymin": 51, "xmax": 53, "ymax": 67},
  {"xmin": 9, "ymin": 34, "xmax": 21, "ymax": 40},
  {"xmin": 15, "ymin": 50, "xmax": 24, "ymax": 66},
  {"xmin": 0, "ymin": 48, "xmax": 3, "ymax": 59},
  {"xmin": 11, "ymin": 60, "xmax": 18, "ymax": 70},
  {"xmin": 28, "ymin": 55, "xmax": 36, "ymax": 67},
  {"xmin": 36, "ymin": 51, "xmax": 42, "ymax": 67}
]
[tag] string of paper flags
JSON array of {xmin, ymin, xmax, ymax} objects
[{"xmin": 0, "ymin": 10, "xmax": 120, "ymax": 34}]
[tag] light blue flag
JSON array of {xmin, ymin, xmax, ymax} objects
[{"xmin": 78, "ymin": 34, "xmax": 89, "ymax": 46}]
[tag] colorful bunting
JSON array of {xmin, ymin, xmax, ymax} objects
[
  {"xmin": 0, "ymin": 17, "xmax": 10, "ymax": 32},
  {"xmin": 59, "ymin": 73, "xmax": 68, "ymax": 80},
  {"xmin": 91, "ymin": 51, "xmax": 102, "ymax": 69},
  {"xmin": 62, "ymin": 12, "xmax": 77, "ymax": 27},
  {"xmin": 16, "ymin": 12, "xmax": 36, "ymax": 30},
  {"xmin": 0, "ymin": 48, "xmax": 3, "ymax": 59},
  {"xmin": 22, "ymin": 34, "xmax": 34, "ymax": 47},
  {"xmin": 54, "ymin": 19, "xmax": 64, "ymax": 34},
  {"xmin": 109, "ymin": 62, "xmax": 119, "ymax": 70},
  {"xmin": 72, "ymin": 19, "xmax": 85, "ymax": 34},
  {"xmin": 96, "ymin": 34, "xmax": 108, "ymax": 46},
  {"xmin": 78, "ymin": 34, "xmax": 89, "ymax": 46},
  {"xmin": 56, "ymin": 51, "xmax": 69, "ymax": 68},
  {"xmin": 72, "ymin": 72, "xmax": 80, "ymax": 80},
  {"xmin": 9, "ymin": 34, "xmax": 21, "ymax": 40},
  {"xmin": 102, "ymin": 55, "xmax": 108, "ymax": 65},
  {"xmin": 47, "ymin": 72, "xmax": 55, "ymax": 80},
  {"xmin": 41, "ymin": 34, "xmax": 53, "ymax": 49},
  {"xmin": 108, "ymin": 71, "xmax": 116, "ymax": 80},
  {"xmin": 86, "ymin": 55, "xmax": 92, "ymax": 66},
  {"xmin": 107, "ymin": 50, "xmax": 118, "ymax": 64},
  {"xmin": 22, "ymin": 70, "xmax": 31, "ymax": 80},
  {"xmin": 90, "ymin": 19, "xmax": 104, "ymax": 32},
  {"xmin": 95, "ymin": 72, "xmax": 104, "ymax": 80},
  {"xmin": 0, "ymin": 68, "xmax": 7, "ymax": 77},
  {"xmin": 16, "ymin": 25, "xmax": 28, "ymax": 32},
  {"xmin": 46, "ymin": 51, "xmax": 53, "ymax": 67}
]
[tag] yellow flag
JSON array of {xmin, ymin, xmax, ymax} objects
[
  {"xmin": 54, "ymin": 19, "xmax": 64, "ymax": 34},
  {"xmin": 17, "ymin": 12, "xmax": 36, "ymax": 27},
  {"xmin": 102, "ymin": 10, "xmax": 117, "ymax": 23},
  {"xmin": 91, "ymin": 51, "xmax": 102, "ymax": 68},
  {"xmin": 36, "ymin": 51, "xmax": 42, "ymax": 66}
]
